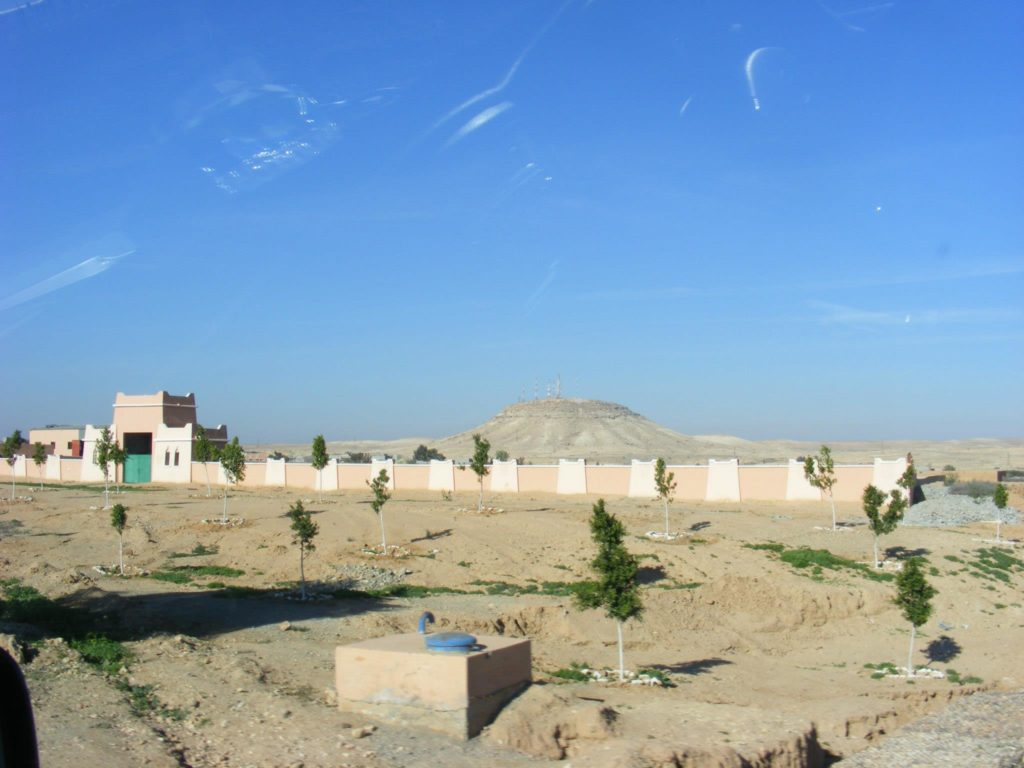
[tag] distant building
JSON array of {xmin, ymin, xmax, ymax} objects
[
  {"xmin": 28, "ymin": 425, "xmax": 84, "ymax": 457},
  {"xmin": 80, "ymin": 391, "xmax": 228, "ymax": 484}
]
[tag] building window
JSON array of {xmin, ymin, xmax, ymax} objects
[
  {"xmin": 65, "ymin": 442, "xmax": 70, "ymax": 449},
  {"xmin": 164, "ymin": 450, "xmax": 171, "ymax": 466},
  {"xmin": 173, "ymin": 450, "xmax": 179, "ymax": 467}
]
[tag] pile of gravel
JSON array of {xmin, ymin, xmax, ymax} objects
[
  {"xmin": 901, "ymin": 484, "xmax": 1019, "ymax": 528},
  {"xmin": 333, "ymin": 563, "xmax": 411, "ymax": 591},
  {"xmin": 838, "ymin": 690, "xmax": 1024, "ymax": 767}
]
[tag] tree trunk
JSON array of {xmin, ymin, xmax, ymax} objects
[
  {"xmin": 907, "ymin": 624, "xmax": 916, "ymax": 678},
  {"xmin": 103, "ymin": 472, "xmax": 110, "ymax": 509},
  {"xmin": 996, "ymin": 514, "xmax": 1002, "ymax": 543},
  {"xmin": 118, "ymin": 532, "xmax": 124, "ymax": 576},
  {"xmin": 663, "ymin": 498, "xmax": 669, "ymax": 536},
  {"xmin": 317, "ymin": 469, "xmax": 322, "ymax": 503},
  {"xmin": 299, "ymin": 548, "xmax": 306, "ymax": 600},
  {"xmin": 873, "ymin": 534, "xmax": 880, "ymax": 569},
  {"xmin": 380, "ymin": 509, "xmax": 387, "ymax": 552},
  {"xmin": 477, "ymin": 478, "xmax": 484, "ymax": 512},
  {"xmin": 617, "ymin": 620, "xmax": 625, "ymax": 681},
  {"xmin": 204, "ymin": 462, "xmax": 212, "ymax": 497},
  {"xmin": 829, "ymin": 493, "xmax": 837, "ymax": 531},
  {"xmin": 222, "ymin": 484, "xmax": 228, "ymax": 523}
]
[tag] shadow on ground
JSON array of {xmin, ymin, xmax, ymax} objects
[{"xmin": 647, "ymin": 658, "xmax": 732, "ymax": 676}]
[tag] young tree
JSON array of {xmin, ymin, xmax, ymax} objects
[
  {"xmin": 897, "ymin": 461, "xmax": 917, "ymax": 508},
  {"xmin": 32, "ymin": 442, "xmax": 47, "ymax": 490},
  {"xmin": 993, "ymin": 483, "xmax": 1009, "ymax": 543},
  {"xmin": 574, "ymin": 499, "xmax": 644, "ymax": 681},
  {"xmin": 94, "ymin": 427, "xmax": 115, "ymax": 509},
  {"xmin": 109, "ymin": 443, "xmax": 126, "ymax": 495},
  {"xmin": 469, "ymin": 433, "xmax": 490, "ymax": 512},
  {"xmin": 287, "ymin": 500, "xmax": 319, "ymax": 600},
  {"xmin": 1, "ymin": 430, "xmax": 23, "ymax": 501},
  {"xmin": 110, "ymin": 503, "xmax": 128, "ymax": 575},
  {"xmin": 894, "ymin": 557, "xmax": 936, "ymax": 678},
  {"xmin": 219, "ymin": 437, "xmax": 246, "ymax": 523},
  {"xmin": 862, "ymin": 484, "xmax": 908, "ymax": 568},
  {"xmin": 367, "ymin": 468, "xmax": 392, "ymax": 551},
  {"xmin": 193, "ymin": 425, "xmax": 218, "ymax": 497},
  {"xmin": 311, "ymin": 434, "xmax": 328, "ymax": 503},
  {"xmin": 654, "ymin": 457, "xmax": 677, "ymax": 536},
  {"xmin": 804, "ymin": 445, "xmax": 838, "ymax": 530}
]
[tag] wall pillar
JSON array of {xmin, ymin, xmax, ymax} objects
[
  {"xmin": 785, "ymin": 459, "xmax": 820, "ymax": 501},
  {"xmin": 628, "ymin": 459, "xmax": 657, "ymax": 498},
  {"xmin": 706, "ymin": 458, "xmax": 740, "ymax": 501},
  {"xmin": 371, "ymin": 458, "xmax": 395, "ymax": 489},
  {"xmin": 556, "ymin": 459, "xmax": 587, "ymax": 495},
  {"xmin": 265, "ymin": 457, "xmax": 286, "ymax": 487},
  {"xmin": 872, "ymin": 457, "xmax": 908, "ymax": 498},
  {"xmin": 490, "ymin": 460, "xmax": 519, "ymax": 493},
  {"xmin": 428, "ymin": 459, "xmax": 455, "ymax": 491}
]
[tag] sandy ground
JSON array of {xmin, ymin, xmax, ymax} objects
[{"xmin": 2, "ymin": 482, "xmax": 1022, "ymax": 767}]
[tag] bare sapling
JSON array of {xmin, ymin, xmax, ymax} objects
[
  {"xmin": 287, "ymin": 500, "xmax": 318, "ymax": 599},
  {"xmin": 654, "ymin": 457, "xmax": 677, "ymax": 536},
  {"xmin": 110, "ymin": 503, "xmax": 128, "ymax": 575},
  {"xmin": 311, "ymin": 434, "xmax": 328, "ymax": 503},
  {"xmin": 804, "ymin": 445, "xmax": 838, "ymax": 530},
  {"xmin": 219, "ymin": 437, "xmax": 246, "ymax": 523},
  {"xmin": 862, "ymin": 484, "xmax": 907, "ymax": 568},
  {"xmin": 894, "ymin": 556, "xmax": 936, "ymax": 678},
  {"xmin": 367, "ymin": 468, "xmax": 392, "ymax": 551},
  {"xmin": 574, "ymin": 499, "xmax": 644, "ymax": 681}
]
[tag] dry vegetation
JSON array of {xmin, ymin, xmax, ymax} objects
[{"xmin": 1, "ymin": 482, "xmax": 1022, "ymax": 768}]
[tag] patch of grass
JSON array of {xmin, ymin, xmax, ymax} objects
[
  {"xmin": 115, "ymin": 680, "xmax": 187, "ymax": 721},
  {"xmin": 864, "ymin": 661, "xmax": 898, "ymax": 679},
  {"xmin": 948, "ymin": 481, "xmax": 998, "ymax": 499},
  {"xmin": 756, "ymin": 547, "xmax": 897, "ymax": 582},
  {"xmin": 168, "ymin": 543, "xmax": 219, "ymax": 558},
  {"xmin": 945, "ymin": 668, "xmax": 983, "ymax": 686},
  {"xmin": 654, "ymin": 580, "xmax": 702, "ymax": 590},
  {"xmin": 210, "ymin": 585, "xmax": 265, "ymax": 599},
  {"xmin": 550, "ymin": 662, "xmax": 591, "ymax": 682},
  {"xmin": 469, "ymin": 579, "xmax": 594, "ymax": 598},
  {"xmin": 743, "ymin": 542, "xmax": 786, "ymax": 553},
  {"xmin": 944, "ymin": 555, "xmax": 963, "ymax": 563},
  {"xmin": 149, "ymin": 570, "xmax": 193, "ymax": 584},
  {"xmin": 552, "ymin": 563, "xmax": 571, "ymax": 571},
  {"xmin": 204, "ymin": 581, "xmax": 226, "ymax": 589},
  {"xmin": 457, "ymin": 561, "xmax": 471, "ymax": 568},
  {"xmin": 637, "ymin": 553, "xmax": 661, "ymax": 562},
  {"xmin": 0, "ymin": 579, "xmax": 93, "ymax": 635},
  {"xmin": 70, "ymin": 634, "xmax": 132, "ymax": 675}
]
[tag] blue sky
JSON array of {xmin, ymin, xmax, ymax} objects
[{"xmin": 2, "ymin": 0, "xmax": 1022, "ymax": 442}]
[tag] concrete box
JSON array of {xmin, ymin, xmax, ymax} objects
[{"xmin": 335, "ymin": 633, "xmax": 531, "ymax": 739}]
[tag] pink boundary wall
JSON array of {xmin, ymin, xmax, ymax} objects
[{"xmin": 4, "ymin": 455, "xmax": 908, "ymax": 502}]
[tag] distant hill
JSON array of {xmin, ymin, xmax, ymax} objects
[{"xmin": 260, "ymin": 397, "xmax": 1023, "ymax": 470}]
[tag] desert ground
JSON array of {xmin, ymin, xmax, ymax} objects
[{"xmin": 2, "ymin": 480, "xmax": 1022, "ymax": 768}]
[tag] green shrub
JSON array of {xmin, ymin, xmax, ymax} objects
[
  {"xmin": 551, "ymin": 662, "xmax": 591, "ymax": 682},
  {"xmin": 70, "ymin": 634, "xmax": 132, "ymax": 675}
]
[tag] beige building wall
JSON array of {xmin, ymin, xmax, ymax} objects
[
  {"xmin": 286, "ymin": 463, "xmax": 316, "ymax": 489},
  {"xmin": 585, "ymin": 466, "xmax": 631, "ymax": 496},
  {"xmin": 28, "ymin": 428, "xmax": 81, "ymax": 457},
  {"xmin": 834, "ymin": 465, "xmax": 876, "ymax": 502},
  {"xmin": 394, "ymin": 464, "xmax": 430, "ymax": 490},
  {"xmin": 80, "ymin": 425, "xmax": 109, "ymax": 482},
  {"xmin": 673, "ymin": 466, "xmax": 709, "ymax": 498},
  {"xmin": 339, "ymin": 464, "xmax": 371, "ymax": 489},
  {"xmin": 737, "ymin": 465, "xmax": 788, "ymax": 500},
  {"xmin": 45, "ymin": 454, "xmax": 62, "ymax": 480},
  {"xmin": 517, "ymin": 465, "xmax": 557, "ymax": 492},
  {"xmin": 153, "ymin": 424, "xmax": 194, "ymax": 484},
  {"xmin": 60, "ymin": 458, "xmax": 82, "ymax": 481}
]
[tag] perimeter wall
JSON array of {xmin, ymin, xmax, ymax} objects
[{"xmin": 0, "ymin": 454, "xmax": 910, "ymax": 503}]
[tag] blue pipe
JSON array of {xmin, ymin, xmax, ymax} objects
[{"xmin": 418, "ymin": 611, "xmax": 435, "ymax": 634}]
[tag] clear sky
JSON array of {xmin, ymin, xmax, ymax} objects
[{"xmin": 2, "ymin": 0, "xmax": 1022, "ymax": 443}]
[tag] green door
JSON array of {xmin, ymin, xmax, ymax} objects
[
  {"xmin": 125, "ymin": 453, "xmax": 151, "ymax": 483},
  {"xmin": 123, "ymin": 433, "xmax": 153, "ymax": 484}
]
